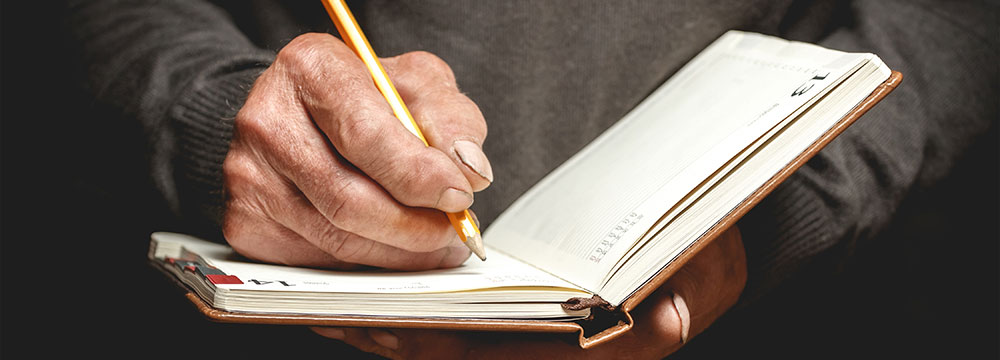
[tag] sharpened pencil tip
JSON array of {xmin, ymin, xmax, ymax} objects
[{"xmin": 465, "ymin": 232, "xmax": 487, "ymax": 261}]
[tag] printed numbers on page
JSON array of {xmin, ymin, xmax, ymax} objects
[
  {"xmin": 791, "ymin": 72, "xmax": 830, "ymax": 97},
  {"xmin": 588, "ymin": 212, "xmax": 644, "ymax": 264},
  {"xmin": 246, "ymin": 279, "xmax": 296, "ymax": 286}
]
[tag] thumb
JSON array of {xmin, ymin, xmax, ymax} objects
[{"xmin": 663, "ymin": 227, "xmax": 747, "ymax": 339}]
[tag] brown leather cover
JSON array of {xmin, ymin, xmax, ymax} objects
[{"xmin": 154, "ymin": 71, "xmax": 902, "ymax": 349}]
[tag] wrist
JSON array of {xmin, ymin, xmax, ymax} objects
[{"xmin": 171, "ymin": 67, "xmax": 267, "ymax": 236}]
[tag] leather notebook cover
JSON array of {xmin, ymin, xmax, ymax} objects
[{"xmin": 154, "ymin": 71, "xmax": 902, "ymax": 349}]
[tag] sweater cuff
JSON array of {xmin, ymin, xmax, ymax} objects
[{"xmin": 169, "ymin": 68, "xmax": 265, "ymax": 238}]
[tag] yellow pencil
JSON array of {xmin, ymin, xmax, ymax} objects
[{"xmin": 320, "ymin": 0, "xmax": 486, "ymax": 261}]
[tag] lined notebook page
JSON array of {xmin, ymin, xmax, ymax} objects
[
  {"xmin": 600, "ymin": 57, "xmax": 889, "ymax": 304},
  {"xmin": 485, "ymin": 31, "xmax": 872, "ymax": 292}
]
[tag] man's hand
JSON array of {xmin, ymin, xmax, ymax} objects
[
  {"xmin": 222, "ymin": 33, "xmax": 492, "ymax": 270},
  {"xmin": 312, "ymin": 227, "xmax": 747, "ymax": 359}
]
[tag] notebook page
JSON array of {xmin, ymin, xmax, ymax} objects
[
  {"xmin": 601, "ymin": 58, "xmax": 890, "ymax": 304},
  {"xmin": 600, "ymin": 58, "xmax": 870, "ymax": 287},
  {"xmin": 485, "ymin": 31, "xmax": 867, "ymax": 291},
  {"xmin": 150, "ymin": 232, "xmax": 587, "ymax": 295}
]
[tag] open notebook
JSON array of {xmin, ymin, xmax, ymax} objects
[{"xmin": 150, "ymin": 30, "xmax": 901, "ymax": 347}]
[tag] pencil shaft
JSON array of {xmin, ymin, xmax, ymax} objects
[
  {"xmin": 321, "ymin": 0, "xmax": 425, "ymax": 143},
  {"xmin": 320, "ymin": 0, "xmax": 486, "ymax": 261}
]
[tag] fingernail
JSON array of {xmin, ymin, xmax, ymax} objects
[
  {"xmin": 468, "ymin": 209, "xmax": 481, "ymax": 229},
  {"xmin": 453, "ymin": 140, "xmax": 494, "ymax": 183},
  {"xmin": 672, "ymin": 292, "xmax": 691, "ymax": 344},
  {"xmin": 438, "ymin": 187, "xmax": 473, "ymax": 212},
  {"xmin": 368, "ymin": 329, "xmax": 399, "ymax": 350}
]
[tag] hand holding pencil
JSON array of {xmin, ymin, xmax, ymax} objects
[
  {"xmin": 321, "ymin": 0, "xmax": 486, "ymax": 260},
  {"xmin": 218, "ymin": 7, "xmax": 491, "ymax": 269}
]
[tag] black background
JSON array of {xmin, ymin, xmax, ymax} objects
[{"xmin": 2, "ymin": 2, "xmax": 997, "ymax": 359}]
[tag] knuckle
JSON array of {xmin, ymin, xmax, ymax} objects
[
  {"xmin": 310, "ymin": 222, "xmax": 345, "ymax": 248},
  {"xmin": 307, "ymin": 72, "xmax": 375, "ymax": 132},
  {"xmin": 326, "ymin": 234, "xmax": 375, "ymax": 263},
  {"xmin": 232, "ymin": 106, "xmax": 304, "ymax": 171},
  {"xmin": 233, "ymin": 123, "xmax": 266, "ymax": 149},
  {"xmin": 400, "ymin": 51, "xmax": 456, "ymax": 83},
  {"xmin": 221, "ymin": 153, "xmax": 290, "ymax": 223},
  {"xmin": 221, "ymin": 153, "xmax": 259, "ymax": 195},
  {"xmin": 233, "ymin": 105, "xmax": 276, "ymax": 145},
  {"xmin": 276, "ymin": 33, "xmax": 334, "ymax": 70},
  {"xmin": 334, "ymin": 106, "xmax": 385, "ymax": 153},
  {"xmin": 419, "ymin": 154, "xmax": 462, "ymax": 186},
  {"xmin": 381, "ymin": 154, "xmax": 451, "ymax": 207},
  {"xmin": 277, "ymin": 33, "xmax": 369, "ymax": 97},
  {"xmin": 411, "ymin": 92, "xmax": 488, "ymax": 141},
  {"xmin": 455, "ymin": 96, "xmax": 488, "ymax": 136},
  {"xmin": 318, "ymin": 177, "xmax": 360, "ymax": 228}
]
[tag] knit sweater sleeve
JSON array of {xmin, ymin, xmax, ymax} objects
[
  {"xmin": 65, "ymin": 0, "xmax": 275, "ymax": 236},
  {"xmin": 737, "ymin": 0, "xmax": 997, "ymax": 303}
]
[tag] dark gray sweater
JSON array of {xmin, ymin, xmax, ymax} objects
[{"xmin": 65, "ymin": 0, "xmax": 997, "ymax": 305}]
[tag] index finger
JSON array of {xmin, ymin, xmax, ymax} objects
[
  {"xmin": 382, "ymin": 51, "xmax": 493, "ymax": 192},
  {"xmin": 280, "ymin": 33, "xmax": 475, "ymax": 213}
]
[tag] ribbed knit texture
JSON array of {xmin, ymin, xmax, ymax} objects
[
  {"xmin": 171, "ymin": 68, "xmax": 265, "ymax": 232},
  {"xmin": 66, "ymin": 0, "xmax": 275, "ymax": 237}
]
